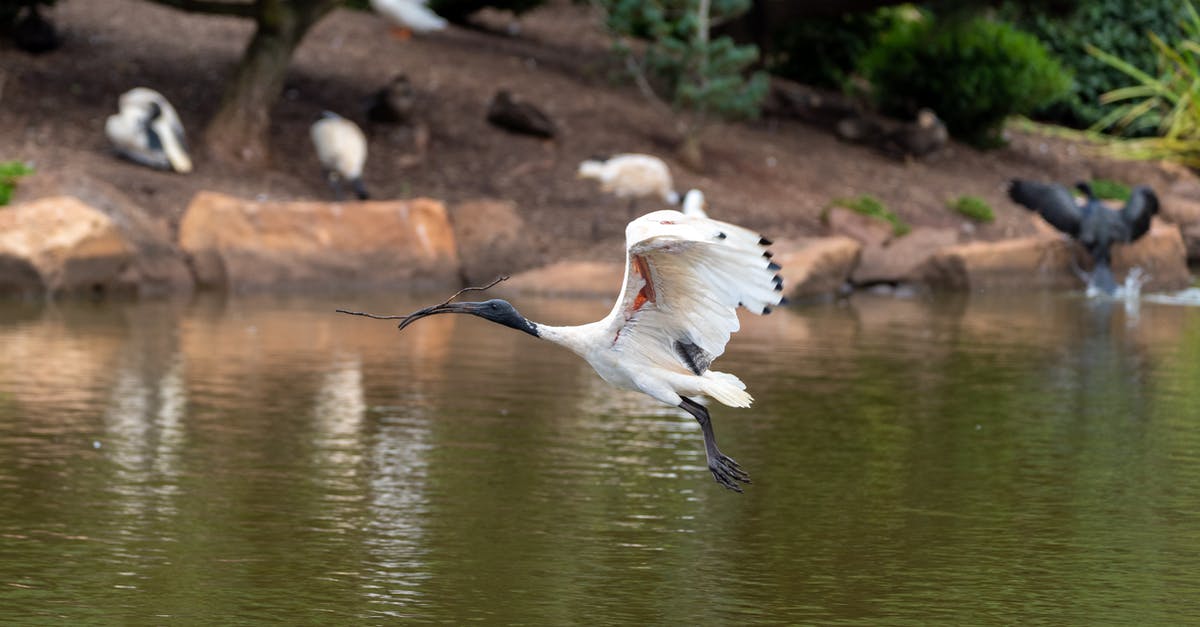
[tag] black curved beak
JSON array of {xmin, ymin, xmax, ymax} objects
[{"xmin": 397, "ymin": 301, "xmax": 482, "ymax": 330}]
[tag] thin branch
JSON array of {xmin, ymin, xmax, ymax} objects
[
  {"xmin": 335, "ymin": 275, "xmax": 510, "ymax": 325},
  {"xmin": 143, "ymin": 0, "xmax": 259, "ymax": 18}
]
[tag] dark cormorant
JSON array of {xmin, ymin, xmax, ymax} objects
[{"xmin": 1008, "ymin": 179, "xmax": 1158, "ymax": 294}]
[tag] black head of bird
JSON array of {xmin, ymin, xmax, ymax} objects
[
  {"xmin": 399, "ymin": 298, "xmax": 539, "ymax": 336},
  {"xmin": 1008, "ymin": 178, "xmax": 1159, "ymax": 294}
]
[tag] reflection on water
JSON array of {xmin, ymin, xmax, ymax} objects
[{"xmin": 0, "ymin": 292, "xmax": 1198, "ymax": 623}]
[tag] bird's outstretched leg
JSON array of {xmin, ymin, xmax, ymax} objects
[
  {"xmin": 679, "ymin": 397, "xmax": 751, "ymax": 492},
  {"xmin": 324, "ymin": 169, "xmax": 345, "ymax": 201}
]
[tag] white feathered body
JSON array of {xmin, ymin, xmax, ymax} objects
[
  {"xmin": 311, "ymin": 113, "xmax": 368, "ymax": 180},
  {"xmin": 537, "ymin": 209, "xmax": 782, "ymax": 409},
  {"xmin": 578, "ymin": 153, "xmax": 679, "ymax": 205},
  {"xmin": 104, "ymin": 87, "xmax": 192, "ymax": 173},
  {"xmin": 369, "ymin": 0, "xmax": 448, "ymax": 33}
]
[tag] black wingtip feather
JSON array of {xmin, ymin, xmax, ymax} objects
[
  {"xmin": 763, "ymin": 250, "xmax": 773, "ymax": 259},
  {"xmin": 758, "ymin": 236, "xmax": 773, "ymax": 246},
  {"xmin": 767, "ymin": 261, "xmax": 782, "ymax": 272},
  {"xmin": 779, "ymin": 296, "xmax": 790, "ymax": 306},
  {"xmin": 717, "ymin": 231, "xmax": 727, "ymax": 239},
  {"xmin": 762, "ymin": 306, "xmax": 772, "ymax": 315}
]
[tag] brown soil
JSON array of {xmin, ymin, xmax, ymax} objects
[{"xmin": 0, "ymin": 0, "xmax": 1186, "ymax": 269}]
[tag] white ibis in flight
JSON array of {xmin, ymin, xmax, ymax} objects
[
  {"xmin": 1008, "ymin": 179, "xmax": 1158, "ymax": 294},
  {"xmin": 342, "ymin": 210, "xmax": 786, "ymax": 492}
]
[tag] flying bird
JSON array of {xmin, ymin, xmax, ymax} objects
[
  {"xmin": 1008, "ymin": 179, "xmax": 1158, "ymax": 294},
  {"xmin": 369, "ymin": 0, "xmax": 447, "ymax": 38},
  {"xmin": 311, "ymin": 111, "xmax": 370, "ymax": 201},
  {"xmin": 578, "ymin": 153, "xmax": 680, "ymax": 208},
  {"xmin": 345, "ymin": 210, "xmax": 786, "ymax": 492},
  {"xmin": 104, "ymin": 88, "xmax": 192, "ymax": 173}
]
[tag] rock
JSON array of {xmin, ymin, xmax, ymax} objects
[
  {"xmin": 773, "ymin": 236, "xmax": 861, "ymax": 302},
  {"xmin": 824, "ymin": 207, "xmax": 893, "ymax": 249},
  {"xmin": 502, "ymin": 261, "xmax": 624, "ymax": 298},
  {"xmin": 178, "ymin": 191, "xmax": 460, "ymax": 290},
  {"xmin": 918, "ymin": 235, "xmax": 1078, "ymax": 291},
  {"xmin": 12, "ymin": 171, "xmax": 193, "ymax": 293},
  {"xmin": 1159, "ymin": 194, "xmax": 1200, "ymax": 262},
  {"xmin": 918, "ymin": 218, "xmax": 1191, "ymax": 292},
  {"xmin": 449, "ymin": 199, "xmax": 526, "ymax": 285},
  {"xmin": 852, "ymin": 227, "xmax": 958, "ymax": 285},
  {"xmin": 486, "ymin": 90, "xmax": 557, "ymax": 139},
  {"xmin": 0, "ymin": 196, "xmax": 138, "ymax": 295},
  {"xmin": 1111, "ymin": 218, "xmax": 1192, "ymax": 291}
]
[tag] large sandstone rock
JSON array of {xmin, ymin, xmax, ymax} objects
[
  {"xmin": 774, "ymin": 236, "xmax": 861, "ymax": 302},
  {"xmin": 1160, "ymin": 194, "xmax": 1200, "ymax": 262},
  {"xmin": 0, "ymin": 196, "xmax": 139, "ymax": 295},
  {"xmin": 11, "ymin": 172, "xmax": 193, "ymax": 293},
  {"xmin": 852, "ymin": 227, "xmax": 958, "ymax": 285},
  {"xmin": 501, "ymin": 261, "xmax": 624, "ymax": 298},
  {"xmin": 179, "ymin": 192, "xmax": 460, "ymax": 290},
  {"xmin": 449, "ymin": 199, "xmax": 527, "ymax": 285},
  {"xmin": 919, "ymin": 218, "xmax": 1191, "ymax": 291}
]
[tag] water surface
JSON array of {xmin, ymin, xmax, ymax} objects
[{"xmin": 1, "ymin": 292, "xmax": 1198, "ymax": 624}]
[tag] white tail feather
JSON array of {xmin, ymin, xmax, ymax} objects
[{"xmin": 702, "ymin": 371, "xmax": 752, "ymax": 408}]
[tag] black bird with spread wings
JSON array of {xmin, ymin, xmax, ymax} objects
[{"xmin": 1008, "ymin": 179, "xmax": 1159, "ymax": 294}]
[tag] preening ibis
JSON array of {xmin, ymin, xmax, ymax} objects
[
  {"xmin": 578, "ymin": 153, "xmax": 680, "ymax": 207},
  {"xmin": 347, "ymin": 210, "xmax": 785, "ymax": 492},
  {"xmin": 104, "ymin": 88, "xmax": 192, "ymax": 173},
  {"xmin": 680, "ymin": 189, "xmax": 709, "ymax": 218},
  {"xmin": 1008, "ymin": 179, "xmax": 1158, "ymax": 294},
  {"xmin": 311, "ymin": 111, "xmax": 370, "ymax": 201}
]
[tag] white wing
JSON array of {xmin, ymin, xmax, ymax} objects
[{"xmin": 601, "ymin": 210, "xmax": 783, "ymax": 377}]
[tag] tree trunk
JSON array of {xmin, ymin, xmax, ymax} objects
[{"xmin": 204, "ymin": 0, "xmax": 335, "ymax": 165}]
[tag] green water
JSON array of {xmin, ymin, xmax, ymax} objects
[{"xmin": 0, "ymin": 292, "xmax": 1198, "ymax": 624}]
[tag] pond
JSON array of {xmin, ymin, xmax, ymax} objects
[{"xmin": 1, "ymin": 291, "xmax": 1198, "ymax": 624}]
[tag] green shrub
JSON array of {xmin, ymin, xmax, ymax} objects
[
  {"xmin": 948, "ymin": 195, "xmax": 995, "ymax": 222},
  {"xmin": 1086, "ymin": 2, "xmax": 1200, "ymax": 167},
  {"xmin": 766, "ymin": 10, "xmax": 902, "ymax": 89},
  {"xmin": 0, "ymin": 161, "xmax": 33, "ymax": 206},
  {"xmin": 1088, "ymin": 178, "xmax": 1132, "ymax": 201},
  {"xmin": 426, "ymin": 0, "xmax": 544, "ymax": 23},
  {"xmin": 999, "ymin": 0, "xmax": 1184, "ymax": 134},
  {"xmin": 859, "ymin": 14, "xmax": 1071, "ymax": 147},
  {"xmin": 829, "ymin": 194, "xmax": 910, "ymax": 236}
]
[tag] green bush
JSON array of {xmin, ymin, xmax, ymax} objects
[
  {"xmin": 829, "ymin": 194, "xmax": 910, "ymax": 236},
  {"xmin": 0, "ymin": 161, "xmax": 33, "ymax": 206},
  {"xmin": 999, "ymin": 0, "xmax": 1184, "ymax": 134},
  {"xmin": 427, "ymin": 0, "xmax": 544, "ymax": 23},
  {"xmin": 766, "ymin": 10, "xmax": 902, "ymax": 89},
  {"xmin": 948, "ymin": 195, "xmax": 995, "ymax": 222},
  {"xmin": 1088, "ymin": 179, "xmax": 1132, "ymax": 201},
  {"xmin": 859, "ymin": 14, "xmax": 1071, "ymax": 147}
]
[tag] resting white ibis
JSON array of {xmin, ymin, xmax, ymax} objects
[
  {"xmin": 1008, "ymin": 179, "xmax": 1158, "ymax": 294},
  {"xmin": 311, "ymin": 111, "xmax": 370, "ymax": 201},
  {"xmin": 348, "ymin": 210, "xmax": 786, "ymax": 492},
  {"xmin": 578, "ymin": 153, "xmax": 680, "ymax": 207},
  {"xmin": 104, "ymin": 88, "xmax": 192, "ymax": 173}
]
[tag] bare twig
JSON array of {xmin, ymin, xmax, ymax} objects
[{"xmin": 335, "ymin": 275, "xmax": 510, "ymax": 325}]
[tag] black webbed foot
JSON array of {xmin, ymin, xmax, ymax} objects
[{"xmin": 708, "ymin": 451, "xmax": 751, "ymax": 492}]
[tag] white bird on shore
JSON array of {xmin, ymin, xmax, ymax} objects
[
  {"xmin": 578, "ymin": 153, "xmax": 680, "ymax": 207},
  {"xmin": 680, "ymin": 189, "xmax": 708, "ymax": 218},
  {"xmin": 369, "ymin": 0, "xmax": 447, "ymax": 38},
  {"xmin": 104, "ymin": 88, "xmax": 192, "ymax": 173},
  {"xmin": 374, "ymin": 210, "xmax": 786, "ymax": 492},
  {"xmin": 311, "ymin": 111, "xmax": 369, "ymax": 201}
]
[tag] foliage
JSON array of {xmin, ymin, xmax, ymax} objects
[
  {"xmin": 0, "ymin": 161, "xmax": 34, "ymax": 206},
  {"xmin": 830, "ymin": 194, "xmax": 910, "ymax": 236},
  {"xmin": 599, "ymin": 0, "xmax": 768, "ymax": 122},
  {"xmin": 999, "ymin": 0, "xmax": 1184, "ymax": 134},
  {"xmin": 1086, "ymin": 2, "xmax": 1200, "ymax": 167},
  {"xmin": 948, "ymin": 195, "xmax": 995, "ymax": 222},
  {"xmin": 859, "ymin": 13, "xmax": 1071, "ymax": 147},
  {"xmin": 427, "ymin": 0, "xmax": 545, "ymax": 23},
  {"xmin": 1088, "ymin": 179, "xmax": 1132, "ymax": 201},
  {"xmin": 766, "ymin": 9, "xmax": 902, "ymax": 89}
]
